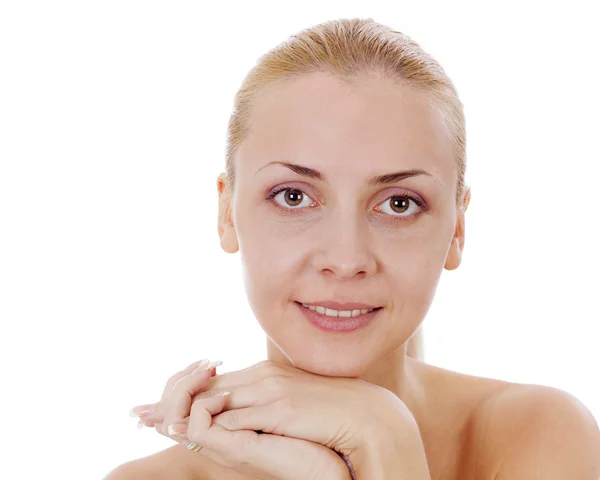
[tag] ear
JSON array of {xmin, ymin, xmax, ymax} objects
[
  {"xmin": 444, "ymin": 186, "xmax": 471, "ymax": 271},
  {"xmin": 217, "ymin": 173, "xmax": 239, "ymax": 254}
]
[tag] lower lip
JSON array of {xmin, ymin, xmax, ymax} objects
[{"xmin": 296, "ymin": 302, "xmax": 382, "ymax": 332}]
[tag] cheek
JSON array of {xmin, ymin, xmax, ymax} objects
[
  {"xmin": 382, "ymin": 230, "xmax": 449, "ymax": 295},
  {"xmin": 239, "ymin": 210, "xmax": 310, "ymax": 270},
  {"xmin": 238, "ymin": 218, "xmax": 310, "ymax": 313}
]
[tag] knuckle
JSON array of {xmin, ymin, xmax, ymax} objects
[
  {"xmin": 223, "ymin": 409, "xmax": 240, "ymax": 429},
  {"xmin": 203, "ymin": 388, "xmax": 229, "ymax": 399},
  {"xmin": 192, "ymin": 389, "xmax": 217, "ymax": 401}
]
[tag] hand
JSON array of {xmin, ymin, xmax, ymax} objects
[
  {"xmin": 130, "ymin": 359, "xmax": 352, "ymax": 480},
  {"xmin": 137, "ymin": 360, "xmax": 418, "ymax": 477},
  {"xmin": 130, "ymin": 359, "xmax": 219, "ymax": 432},
  {"xmin": 200, "ymin": 360, "xmax": 416, "ymax": 473}
]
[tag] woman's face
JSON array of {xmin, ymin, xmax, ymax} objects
[{"xmin": 218, "ymin": 72, "xmax": 468, "ymax": 377}]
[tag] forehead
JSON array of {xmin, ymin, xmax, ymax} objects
[{"xmin": 239, "ymin": 72, "xmax": 454, "ymax": 183}]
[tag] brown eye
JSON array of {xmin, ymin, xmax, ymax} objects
[
  {"xmin": 284, "ymin": 189, "xmax": 303, "ymax": 206},
  {"xmin": 377, "ymin": 195, "xmax": 421, "ymax": 218},
  {"xmin": 390, "ymin": 196, "xmax": 410, "ymax": 214},
  {"xmin": 272, "ymin": 188, "xmax": 313, "ymax": 209}
]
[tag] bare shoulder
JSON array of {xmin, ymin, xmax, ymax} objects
[
  {"xmin": 467, "ymin": 382, "xmax": 600, "ymax": 479},
  {"xmin": 416, "ymin": 360, "xmax": 600, "ymax": 479},
  {"xmin": 103, "ymin": 458, "xmax": 160, "ymax": 480},
  {"xmin": 103, "ymin": 445, "xmax": 204, "ymax": 480}
]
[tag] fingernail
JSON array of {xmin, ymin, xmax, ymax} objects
[
  {"xmin": 137, "ymin": 419, "xmax": 145, "ymax": 429},
  {"xmin": 129, "ymin": 407, "xmax": 153, "ymax": 417},
  {"xmin": 216, "ymin": 391, "xmax": 230, "ymax": 397},
  {"xmin": 194, "ymin": 360, "xmax": 222, "ymax": 373},
  {"xmin": 167, "ymin": 424, "xmax": 185, "ymax": 435}
]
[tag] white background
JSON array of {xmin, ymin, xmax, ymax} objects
[{"xmin": 1, "ymin": 1, "xmax": 598, "ymax": 478}]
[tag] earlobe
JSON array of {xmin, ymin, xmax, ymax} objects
[
  {"xmin": 444, "ymin": 187, "xmax": 470, "ymax": 271},
  {"xmin": 444, "ymin": 237, "xmax": 462, "ymax": 271},
  {"xmin": 216, "ymin": 173, "xmax": 239, "ymax": 254}
]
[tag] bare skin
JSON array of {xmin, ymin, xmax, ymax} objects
[
  {"xmin": 108, "ymin": 72, "xmax": 600, "ymax": 479},
  {"xmin": 133, "ymin": 360, "xmax": 514, "ymax": 480}
]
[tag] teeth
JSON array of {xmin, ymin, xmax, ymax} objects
[{"xmin": 301, "ymin": 303, "xmax": 376, "ymax": 318}]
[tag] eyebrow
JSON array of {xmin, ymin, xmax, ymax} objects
[{"xmin": 255, "ymin": 161, "xmax": 436, "ymax": 186}]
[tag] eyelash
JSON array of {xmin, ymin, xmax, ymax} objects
[{"xmin": 265, "ymin": 186, "xmax": 428, "ymax": 220}]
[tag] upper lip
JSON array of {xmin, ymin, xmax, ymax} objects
[{"xmin": 298, "ymin": 300, "xmax": 381, "ymax": 310}]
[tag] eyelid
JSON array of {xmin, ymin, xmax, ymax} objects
[
  {"xmin": 266, "ymin": 183, "xmax": 317, "ymax": 202},
  {"xmin": 266, "ymin": 185, "xmax": 427, "ymax": 218},
  {"xmin": 373, "ymin": 187, "xmax": 426, "ymax": 207},
  {"xmin": 374, "ymin": 195, "xmax": 424, "ymax": 219}
]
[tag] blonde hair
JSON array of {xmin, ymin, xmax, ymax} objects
[{"xmin": 224, "ymin": 18, "xmax": 468, "ymax": 362}]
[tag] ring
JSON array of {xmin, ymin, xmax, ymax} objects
[{"xmin": 185, "ymin": 441, "xmax": 203, "ymax": 452}]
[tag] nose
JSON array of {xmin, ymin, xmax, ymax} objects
[{"xmin": 312, "ymin": 213, "xmax": 377, "ymax": 280}]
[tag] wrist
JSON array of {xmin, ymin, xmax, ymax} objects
[{"xmin": 351, "ymin": 413, "xmax": 431, "ymax": 479}]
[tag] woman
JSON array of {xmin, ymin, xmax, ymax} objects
[{"xmin": 108, "ymin": 17, "xmax": 600, "ymax": 480}]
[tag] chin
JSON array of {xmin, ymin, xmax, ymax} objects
[
  {"xmin": 261, "ymin": 306, "xmax": 384, "ymax": 377},
  {"xmin": 286, "ymin": 350, "xmax": 370, "ymax": 378}
]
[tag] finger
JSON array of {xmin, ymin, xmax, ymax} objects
[
  {"xmin": 130, "ymin": 362, "xmax": 208, "ymax": 418},
  {"xmin": 211, "ymin": 406, "xmax": 281, "ymax": 435},
  {"xmin": 146, "ymin": 363, "xmax": 285, "ymax": 435},
  {"xmin": 131, "ymin": 366, "xmax": 219, "ymax": 420},
  {"xmin": 186, "ymin": 418, "xmax": 331, "ymax": 480},
  {"xmin": 212, "ymin": 403, "xmax": 331, "ymax": 448},
  {"xmin": 184, "ymin": 359, "xmax": 211, "ymax": 370},
  {"xmin": 193, "ymin": 375, "xmax": 284, "ymax": 411},
  {"xmin": 133, "ymin": 366, "xmax": 219, "ymax": 423},
  {"xmin": 167, "ymin": 392, "xmax": 230, "ymax": 446},
  {"xmin": 199, "ymin": 360, "xmax": 290, "ymax": 394},
  {"xmin": 129, "ymin": 403, "xmax": 157, "ymax": 417},
  {"xmin": 140, "ymin": 413, "xmax": 188, "ymax": 429},
  {"xmin": 161, "ymin": 359, "xmax": 211, "ymax": 402},
  {"xmin": 183, "ymin": 395, "xmax": 344, "ymax": 480},
  {"xmin": 161, "ymin": 361, "xmax": 222, "ymax": 434},
  {"xmin": 144, "ymin": 377, "xmax": 227, "ymax": 427}
]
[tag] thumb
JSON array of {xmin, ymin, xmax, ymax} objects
[
  {"xmin": 187, "ymin": 391, "xmax": 231, "ymax": 431},
  {"xmin": 167, "ymin": 392, "xmax": 230, "ymax": 436}
]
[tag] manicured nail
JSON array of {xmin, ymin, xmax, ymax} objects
[
  {"xmin": 168, "ymin": 424, "xmax": 186, "ymax": 435},
  {"xmin": 129, "ymin": 407, "xmax": 153, "ymax": 417},
  {"xmin": 137, "ymin": 419, "xmax": 145, "ymax": 429},
  {"xmin": 193, "ymin": 360, "xmax": 222, "ymax": 373},
  {"xmin": 216, "ymin": 391, "xmax": 230, "ymax": 397}
]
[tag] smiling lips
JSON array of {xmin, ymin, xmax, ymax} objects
[
  {"xmin": 296, "ymin": 299, "xmax": 383, "ymax": 320},
  {"xmin": 299, "ymin": 302, "xmax": 378, "ymax": 318},
  {"xmin": 296, "ymin": 301, "xmax": 382, "ymax": 332}
]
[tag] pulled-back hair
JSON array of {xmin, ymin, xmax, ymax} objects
[{"xmin": 224, "ymin": 18, "xmax": 469, "ymax": 361}]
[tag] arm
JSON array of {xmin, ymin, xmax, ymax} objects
[{"xmin": 492, "ymin": 386, "xmax": 600, "ymax": 480}]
